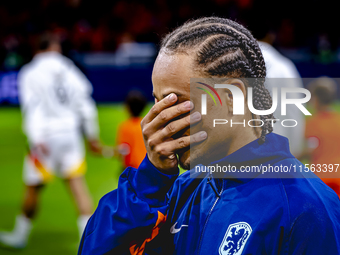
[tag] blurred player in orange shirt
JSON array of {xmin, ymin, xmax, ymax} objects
[
  {"xmin": 117, "ymin": 91, "xmax": 147, "ymax": 169},
  {"xmin": 300, "ymin": 77, "xmax": 340, "ymax": 196}
]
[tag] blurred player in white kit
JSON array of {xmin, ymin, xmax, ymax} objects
[
  {"xmin": 0, "ymin": 34, "xmax": 101, "ymax": 249},
  {"xmin": 258, "ymin": 31, "xmax": 305, "ymax": 157}
]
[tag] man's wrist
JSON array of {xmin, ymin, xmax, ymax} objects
[
  {"xmin": 144, "ymin": 154, "xmax": 179, "ymax": 177},
  {"xmin": 146, "ymin": 154, "xmax": 179, "ymax": 175},
  {"xmin": 131, "ymin": 155, "xmax": 179, "ymax": 206}
]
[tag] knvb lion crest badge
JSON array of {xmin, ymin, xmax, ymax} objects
[{"xmin": 219, "ymin": 222, "xmax": 252, "ymax": 255}]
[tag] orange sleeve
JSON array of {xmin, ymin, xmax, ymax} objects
[
  {"xmin": 117, "ymin": 122, "xmax": 127, "ymax": 145},
  {"xmin": 305, "ymin": 118, "xmax": 315, "ymax": 138}
]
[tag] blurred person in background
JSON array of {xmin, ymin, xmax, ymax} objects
[
  {"xmin": 0, "ymin": 34, "xmax": 102, "ymax": 249},
  {"xmin": 258, "ymin": 29, "xmax": 305, "ymax": 157},
  {"xmin": 116, "ymin": 90, "xmax": 147, "ymax": 169},
  {"xmin": 300, "ymin": 77, "xmax": 340, "ymax": 197}
]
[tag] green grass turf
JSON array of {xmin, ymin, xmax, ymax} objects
[
  {"xmin": 0, "ymin": 104, "xmax": 153, "ymax": 255},
  {"xmin": 0, "ymin": 101, "xmax": 339, "ymax": 254}
]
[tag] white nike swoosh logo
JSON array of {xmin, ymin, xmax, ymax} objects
[{"xmin": 170, "ymin": 222, "xmax": 189, "ymax": 234}]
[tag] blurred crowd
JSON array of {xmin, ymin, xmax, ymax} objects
[{"xmin": 0, "ymin": 0, "xmax": 339, "ymax": 71}]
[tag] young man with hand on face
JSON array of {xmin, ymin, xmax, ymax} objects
[{"xmin": 79, "ymin": 17, "xmax": 340, "ymax": 255}]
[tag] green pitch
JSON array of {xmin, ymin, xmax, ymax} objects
[{"xmin": 0, "ymin": 104, "xmax": 151, "ymax": 255}]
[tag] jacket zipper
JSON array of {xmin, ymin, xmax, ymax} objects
[
  {"xmin": 207, "ymin": 176, "xmax": 221, "ymax": 198},
  {"xmin": 197, "ymin": 182, "xmax": 223, "ymax": 255}
]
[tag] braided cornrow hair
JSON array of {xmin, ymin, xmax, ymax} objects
[{"xmin": 160, "ymin": 17, "xmax": 274, "ymax": 144}]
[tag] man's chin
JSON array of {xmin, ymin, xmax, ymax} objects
[
  {"xmin": 177, "ymin": 150, "xmax": 191, "ymax": 170},
  {"xmin": 177, "ymin": 144, "xmax": 209, "ymax": 170}
]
